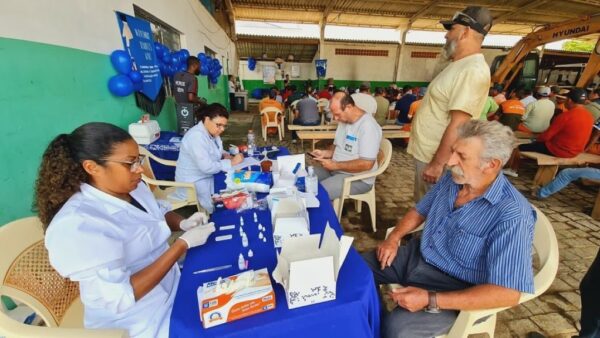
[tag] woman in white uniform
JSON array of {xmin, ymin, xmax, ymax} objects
[
  {"xmin": 35, "ymin": 122, "xmax": 216, "ymax": 338},
  {"xmin": 175, "ymin": 103, "xmax": 243, "ymax": 213}
]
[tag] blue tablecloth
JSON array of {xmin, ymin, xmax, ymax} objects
[
  {"xmin": 144, "ymin": 131, "xmax": 182, "ymax": 181},
  {"xmin": 169, "ymin": 148, "xmax": 380, "ymax": 338}
]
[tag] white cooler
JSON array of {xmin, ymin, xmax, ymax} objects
[{"xmin": 129, "ymin": 120, "xmax": 160, "ymax": 145}]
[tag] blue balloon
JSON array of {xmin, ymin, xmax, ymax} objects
[
  {"xmin": 180, "ymin": 49, "xmax": 190, "ymax": 60},
  {"xmin": 110, "ymin": 50, "xmax": 132, "ymax": 75},
  {"xmin": 197, "ymin": 53, "xmax": 207, "ymax": 63},
  {"xmin": 128, "ymin": 70, "xmax": 143, "ymax": 84},
  {"xmin": 248, "ymin": 57, "xmax": 256, "ymax": 71},
  {"xmin": 163, "ymin": 52, "xmax": 172, "ymax": 64},
  {"xmin": 108, "ymin": 74, "xmax": 134, "ymax": 96},
  {"xmin": 200, "ymin": 64, "xmax": 209, "ymax": 76},
  {"xmin": 166, "ymin": 64, "xmax": 178, "ymax": 77},
  {"xmin": 178, "ymin": 63, "xmax": 186, "ymax": 72}
]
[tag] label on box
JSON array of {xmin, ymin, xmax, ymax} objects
[{"xmin": 198, "ymin": 268, "xmax": 276, "ymax": 328}]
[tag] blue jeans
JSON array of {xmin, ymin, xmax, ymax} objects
[
  {"xmin": 538, "ymin": 168, "xmax": 600, "ymax": 198},
  {"xmin": 361, "ymin": 238, "xmax": 473, "ymax": 338}
]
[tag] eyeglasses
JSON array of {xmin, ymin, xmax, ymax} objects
[
  {"xmin": 211, "ymin": 119, "xmax": 228, "ymax": 130},
  {"xmin": 105, "ymin": 154, "xmax": 146, "ymax": 172}
]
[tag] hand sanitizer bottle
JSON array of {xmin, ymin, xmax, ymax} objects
[{"xmin": 306, "ymin": 166, "xmax": 318, "ymax": 195}]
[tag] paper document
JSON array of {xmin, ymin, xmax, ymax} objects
[{"xmin": 232, "ymin": 157, "xmax": 261, "ymax": 171}]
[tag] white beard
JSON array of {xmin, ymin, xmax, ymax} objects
[{"xmin": 441, "ymin": 39, "xmax": 457, "ymax": 61}]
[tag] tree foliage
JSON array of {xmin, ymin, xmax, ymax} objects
[{"xmin": 562, "ymin": 40, "xmax": 595, "ymax": 52}]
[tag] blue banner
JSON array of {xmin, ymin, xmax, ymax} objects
[
  {"xmin": 315, "ymin": 59, "xmax": 327, "ymax": 78},
  {"xmin": 116, "ymin": 12, "xmax": 163, "ymax": 100}
]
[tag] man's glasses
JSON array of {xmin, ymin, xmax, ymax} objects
[{"xmin": 106, "ymin": 154, "xmax": 146, "ymax": 172}]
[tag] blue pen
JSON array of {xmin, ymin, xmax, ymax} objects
[{"xmin": 292, "ymin": 162, "xmax": 301, "ymax": 175}]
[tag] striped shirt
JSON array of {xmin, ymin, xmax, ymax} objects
[{"xmin": 416, "ymin": 173, "xmax": 536, "ymax": 293}]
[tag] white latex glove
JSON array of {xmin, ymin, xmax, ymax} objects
[
  {"xmin": 179, "ymin": 211, "xmax": 209, "ymax": 231},
  {"xmin": 179, "ymin": 222, "xmax": 216, "ymax": 248}
]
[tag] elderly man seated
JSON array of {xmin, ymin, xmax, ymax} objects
[{"xmin": 361, "ymin": 120, "xmax": 536, "ymax": 338}]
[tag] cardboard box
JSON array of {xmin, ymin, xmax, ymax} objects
[
  {"xmin": 269, "ymin": 194, "xmax": 310, "ymax": 248},
  {"xmin": 272, "ymin": 223, "xmax": 353, "ymax": 309},
  {"xmin": 272, "ymin": 154, "xmax": 307, "ymax": 188},
  {"xmin": 128, "ymin": 120, "xmax": 160, "ymax": 145},
  {"xmin": 198, "ymin": 268, "xmax": 276, "ymax": 328}
]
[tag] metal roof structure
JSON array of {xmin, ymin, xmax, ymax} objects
[{"xmin": 216, "ymin": 0, "xmax": 600, "ymax": 62}]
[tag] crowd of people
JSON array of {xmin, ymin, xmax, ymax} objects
[{"xmin": 29, "ymin": 5, "xmax": 600, "ymax": 338}]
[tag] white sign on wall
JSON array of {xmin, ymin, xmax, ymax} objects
[
  {"xmin": 291, "ymin": 64, "xmax": 300, "ymax": 78},
  {"xmin": 263, "ymin": 65, "xmax": 276, "ymax": 84}
]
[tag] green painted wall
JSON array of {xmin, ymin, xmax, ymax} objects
[
  {"xmin": 242, "ymin": 79, "xmax": 430, "ymax": 97},
  {"xmin": 0, "ymin": 37, "xmax": 228, "ymax": 225}
]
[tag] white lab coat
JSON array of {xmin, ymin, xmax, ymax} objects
[
  {"xmin": 175, "ymin": 122, "xmax": 232, "ymax": 213},
  {"xmin": 45, "ymin": 182, "xmax": 179, "ymax": 338}
]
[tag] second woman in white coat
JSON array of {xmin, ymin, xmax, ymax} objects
[{"xmin": 175, "ymin": 103, "xmax": 243, "ymax": 213}]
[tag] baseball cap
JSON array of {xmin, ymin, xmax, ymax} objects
[
  {"xmin": 567, "ymin": 88, "xmax": 587, "ymax": 104},
  {"xmin": 418, "ymin": 87, "xmax": 427, "ymax": 97},
  {"xmin": 351, "ymin": 93, "xmax": 377, "ymax": 115},
  {"xmin": 556, "ymin": 88, "xmax": 570, "ymax": 100},
  {"xmin": 440, "ymin": 6, "xmax": 493, "ymax": 36},
  {"xmin": 537, "ymin": 86, "xmax": 551, "ymax": 97}
]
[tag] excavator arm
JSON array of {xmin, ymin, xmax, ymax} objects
[{"xmin": 492, "ymin": 14, "xmax": 600, "ymax": 89}]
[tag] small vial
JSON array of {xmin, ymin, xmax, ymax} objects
[
  {"xmin": 248, "ymin": 249, "xmax": 254, "ymax": 257},
  {"xmin": 242, "ymin": 233, "xmax": 249, "ymax": 247},
  {"xmin": 238, "ymin": 253, "xmax": 246, "ymax": 270},
  {"xmin": 258, "ymin": 232, "xmax": 264, "ymax": 240},
  {"xmin": 262, "ymin": 237, "xmax": 266, "ymax": 242},
  {"xmin": 240, "ymin": 216, "xmax": 244, "ymax": 226},
  {"xmin": 253, "ymin": 212, "xmax": 258, "ymax": 222}
]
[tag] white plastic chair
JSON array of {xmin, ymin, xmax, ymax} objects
[
  {"xmin": 287, "ymin": 99, "xmax": 300, "ymax": 125},
  {"xmin": 0, "ymin": 217, "xmax": 128, "ymax": 337},
  {"xmin": 260, "ymin": 107, "xmax": 284, "ymax": 141},
  {"xmin": 317, "ymin": 98, "xmax": 330, "ymax": 124},
  {"xmin": 333, "ymin": 139, "xmax": 393, "ymax": 232},
  {"xmin": 384, "ymin": 205, "xmax": 559, "ymax": 338},
  {"xmin": 138, "ymin": 146, "xmax": 202, "ymax": 212}
]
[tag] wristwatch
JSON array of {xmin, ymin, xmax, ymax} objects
[{"xmin": 425, "ymin": 290, "xmax": 441, "ymax": 313}]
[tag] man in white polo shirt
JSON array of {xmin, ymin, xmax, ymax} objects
[{"xmin": 311, "ymin": 91, "xmax": 382, "ymax": 200}]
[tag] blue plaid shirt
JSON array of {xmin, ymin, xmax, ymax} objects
[{"xmin": 416, "ymin": 172, "xmax": 535, "ymax": 293}]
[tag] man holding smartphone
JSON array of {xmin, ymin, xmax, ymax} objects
[{"xmin": 310, "ymin": 91, "xmax": 382, "ymax": 200}]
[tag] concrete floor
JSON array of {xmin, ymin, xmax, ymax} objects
[{"xmin": 225, "ymin": 108, "xmax": 599, "ymax": 338}]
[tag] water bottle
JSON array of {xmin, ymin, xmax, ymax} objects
[
  {"xmin": 306, "ymin": 166, "xmax": 318, "ymax": 195},
  {"xmin": 247, "ymin": 129, "xmax": 256, "ymax": 156}
]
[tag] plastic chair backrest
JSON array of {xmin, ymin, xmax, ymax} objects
[
  {"xmin": 0, "ymin": 217, "xmax": 78, "ymax": 327},
  {"xmin": 260, "ymin": 107, "xmax": 282, "ymax": 123},
  {"xmin": 374, "ymin": 139, "xmax": 393, "ymax": 176}
]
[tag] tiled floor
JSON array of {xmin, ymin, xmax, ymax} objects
[{"xmin": 225, "ymin": 109, "xmax": 599, "ymax": 337}]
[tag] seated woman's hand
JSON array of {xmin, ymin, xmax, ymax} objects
[
  {"xmin": 179, "ymin": 211, "xmax": 209, "ymax": 231},
  {"xmin": 231, "ymin": 153, "xmax": 244, "ymax": 165},
  {"xmin": 178, "ymin": 222, "xmax": 216, "ymax": 248}
]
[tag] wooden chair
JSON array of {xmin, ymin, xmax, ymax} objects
[
  {"xmin": 0, "ymin": 217, "xmax": 128, "ymax": 337},
  {"xmin": 260, "ymin": 107, "xmax": 284, "ymax": 141},
  {"xmin": 138, "ymin": 146, "xmax": 201, "ymax": 212},
  {"xmin": 384, "ymin": 205, "xmax": 559, "ymax": 338},
  {"xmin": 333, "ymin": 139, "xmax": 393, "ymax": 232}
]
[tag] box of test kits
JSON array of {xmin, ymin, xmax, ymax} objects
[
  {"xmin": 272, "ymin": 223, "xmax": 353, "ymax": 309},
  {"xmin": 198, "ymin": 268, "xmax": 276, "ymax": 328}
]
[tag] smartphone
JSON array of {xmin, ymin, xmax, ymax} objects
[{"xmin": 306, "ymin": 152, "xmax": 317, "ymax": 158}]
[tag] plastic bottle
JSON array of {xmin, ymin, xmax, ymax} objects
[
  {"xmin": 306, "ymin": 166, "xmax": 318, "ymax": 195},
  {"xmin": 247, "ymin": 129, "xmax": 256, "ymax": 156},
  {"xmin": 238, "ymin": 253, "xmax": 246, "ymax": 270}
]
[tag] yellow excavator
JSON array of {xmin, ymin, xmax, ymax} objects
[{"xmin": 492, "ymin": 14, "xmax": 600, "ymax": 90}]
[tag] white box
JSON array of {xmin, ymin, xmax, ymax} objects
[
  {"xmin": 129, "ymin": 120, "xmax": 160, "ymax": 145},
  {"xmin": 272, "ymin": 154, "xmax": 306, "ymax": 188},
  {"xmin": 198, "ymin": 268, "xmax": 276, "ymax": 328},
  {"xmin": 270, "ymin": 195, "xmax": 310, "ymax": 248},
  {"xmin": 272, "ymin": 223, "xmax": 353, "ymax": 309}
]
